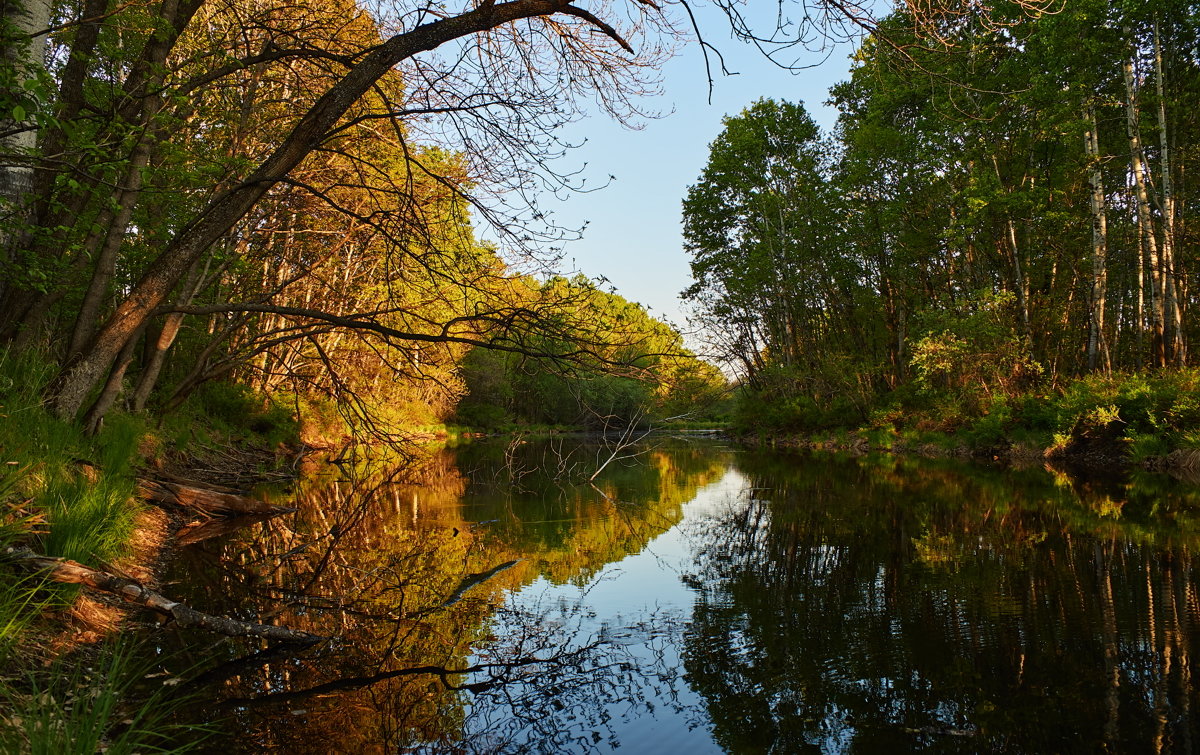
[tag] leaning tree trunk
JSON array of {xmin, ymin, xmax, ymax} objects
[
  {"xmin": 45, "ymin": 0, "xmax": 595, "ymax": 422},
  {"xmin": 66, "ymin": 135, "xmax": 155, "ymax": 361},
  {"xmin": 130, "ymin": 254, "xmax": 210, "ymax": 411}
]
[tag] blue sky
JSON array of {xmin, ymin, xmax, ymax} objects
[{"xmin": 537, "ymin": 17, "xmax": 861, "ymax": 334}]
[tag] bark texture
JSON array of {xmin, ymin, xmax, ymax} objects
[{"xmin": 137, "ymin": 478, "xmax": 296, "ymax": 517}]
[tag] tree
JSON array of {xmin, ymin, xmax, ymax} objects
[
  {"xmin": 0, "ymin": 0, "xmax": 50, "ymax": 247},
  {"xmin": 0, "ymin": 0, "xmax": 1069, "ymax": 431},
  {"xmin": 683, "ymin": 98, "xmax": 861, "ymax": 399},
  {"xmin": 457, "ymin": 275, "xmax": 721, "ymax": 429}
]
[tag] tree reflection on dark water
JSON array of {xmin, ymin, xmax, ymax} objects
[
  {"xmin": 165, "ymin": 439, "xmax": 723, "ymax": 753},
  {"xmin": 683, "ymin": 452, "xmax": 1200, "ymax": 752},
  {"xmin": 162, "ymin": 441, "xmax": 1200, "ymax": 753}
]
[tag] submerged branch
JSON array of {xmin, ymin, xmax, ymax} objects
[
  {"xmin": 434, "ymin": 559, "xmax": 521, "ymax": 610},
  {"xmin": 3, "ymin": 546, "xmax": 324, "ymax": 645}
]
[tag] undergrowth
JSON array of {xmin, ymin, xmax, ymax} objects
[
  {"xmin": 0, "ymin": 349, "xmax": 208, "ymax": 753},
  {"xmin": 734, "ymin": 367, "xmax": 1200, "ymax": 462},
  {"xmin": 0, "ymin": 641, "xmax": 209, "ymax": 754}
]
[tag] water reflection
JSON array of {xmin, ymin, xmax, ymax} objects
[
  {"xmin": 166, "ymin": 438, "xmax": 730, "ymax": 752},
  {"xmin": 162, "ymin": 441, "xmax": 1200, "ymax": 753},
  {"xmin": 683, "ymin": 452, "xmax": 1200, "ymax": 752}
]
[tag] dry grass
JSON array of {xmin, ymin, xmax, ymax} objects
[{"xmin": 43, "ymin": 506, "xmax": 174, "ymax": 654}]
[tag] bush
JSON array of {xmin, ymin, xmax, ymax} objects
[
  {"xmin": 454, "ymin": 401, "xmax": 511, "ymax": 431},
  {"xmin": 187, "ymin": 382, "xmax": 298, "ymax": 445},
  {"xmin": 909, "ymin": 290, "xmax": 1043, "ymax": 403},
  {"xmin": 962, "ymin": 396, "xmax": 1011, "ymax": 450}
]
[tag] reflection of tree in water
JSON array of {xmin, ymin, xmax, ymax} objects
[
  {"xmin": 166, "ymin": 440, "xmax": 722, "ymax": 752},
  {"xmin": 452, "ymin": 439, "xmax": 731, "ymax": 585},
  {"xmin": 417, "ymin": 599, "xmax": 683, "ymax": 754},
  {"xmin": 682, "ymin": 452, "xmax": 1200, "ymax": 752}
]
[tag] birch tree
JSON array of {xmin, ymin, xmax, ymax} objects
[{"xmin": 0, "ymin": 0, "xmax": 50, "ymax": 253}]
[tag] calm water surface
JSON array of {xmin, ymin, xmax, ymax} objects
[{"xmin": 166, "ymin": 438, "xmax": 1200, "ymax": 753}]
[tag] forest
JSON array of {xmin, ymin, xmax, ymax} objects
[
  {"xmin": 0, "ymin": 0, "xmax": 724, "ymax": 441},
  {"xmin": 686, "ymin": 0, "xmax": 1200, "ymax": 453},
  {"xmin": 4, "ymin": 0, "xmax": 1200, "ymax": 750}
]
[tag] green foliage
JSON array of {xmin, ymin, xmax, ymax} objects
[
  {"xmin": 909, "ymin": 291, "xmax": 1043, "ymax": 404},
  {"xmin": 683, "ymin": 98, "xmax": 866, "ymax": 396},
  {"xmin": 707, "ymin": 0, "xmax": 1200, "ymax": 447},
  {"xmin": 0, "ymin": 642, "xmax": 209, "ymax": 754},
  {"xmin": 960, "ymin": 396, "xmax": 1013, "ymax": 450},
  {"xmin": 733, "ymin": 366, "xmax": 865, "ymax": 434},
  {"xmin": 0, "ymin": 350, "xmax": 141, "ymax": 567},
  {"xmin": 0, "ymin": 572, "xmax": 42, "ymax": 661},
  {"xmin": 734, "ymin": 356, "xmax": 1200, "ymax": 461},
  {"xmin": 454, "ymin": 278, "xmax": 727, "ymax": 431},
  {"xmin": 171, "ymin": 382, "xmax": 299, "ymax": 448}
]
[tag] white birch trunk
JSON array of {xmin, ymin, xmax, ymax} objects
[
  {"xmin": 1085, "ymin": 104, "xmax": 1110, "ymax": 372},
  {"xmin": 0, "ymin": 0, "xmax": 51, "ymax": 245},
  {"xmin": 1154, "ymin": 20, "xmax": 1183, "ymax": 365},
  {"xmin": 1123, "ymin": 32, "xmax": 1165, "ymax": 367}
]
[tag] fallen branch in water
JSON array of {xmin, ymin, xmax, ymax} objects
[
  {"xmin": 174, "ymin": 513, "xmax": 290, "ymax": 546},
  {"xmin": 137, "ymin": 478, "xmax": 295, "ymax": 517},
  {"xmin": 3, "ymin": 546, "xmax": 323, "ymax": 645},
  {"xmin": 435, "ymin": 560, "xmax": 520, "ymax": 610}
]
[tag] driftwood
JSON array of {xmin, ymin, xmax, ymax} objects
[
  {"xmin": 3, "ymin": 546, "xmax": 323, "ymax": 645},
  {"xmin": 137, "ymin": 478, "xmax": 295, "ymax": 517},
  {"xmin": 155, "ymin": 471, "xmax": 245, "ymax": 494}
]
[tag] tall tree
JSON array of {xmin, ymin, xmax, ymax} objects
[
  {"xmin": 0, "ymin": 0, "xmax": 50, "ymax": 251},
  {"xmin": 683, "ymin": 98, "xmax": 849, "ymax": 392}
]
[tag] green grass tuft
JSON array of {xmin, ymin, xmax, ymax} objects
[{"xmin": 0, "ymin": 641, "xmax": 211, "ymax": 754}]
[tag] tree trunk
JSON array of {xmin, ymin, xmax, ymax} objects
[
  {"xmin": 1123, "ymin": 30, "xmax": 1165, "ymax": 368},
  {"xmin": 130, "ymin": 256, "xmax": 209, "ymax": 411},
  {"xmin": 2, "ymin": 0, "xmax": 202, "ymax": 339},
  {"xmin": 1154, "ymin": 20, "xmax": 1183, "ymax": 365},
  {"xmin": 0, "ymin": 0, "xmax": 51, "ymax": 258},
  {"xmin": 67, "ymin": 136, "xmax": 155, "ymax": 360},
  {"xmin": 136, "ymin": 479, "xmax": 295, "ymax": 516},
  {"xmin": 81, "ymin": 322, "xmax": 146, "ymax": 434},
  {"xmin": 1085, "ymin": 103, "xmax": 1110, "ymax": 372},
  {"xmin": 44, "ymin": 0, "xmax": 584, "ymax": 422}
]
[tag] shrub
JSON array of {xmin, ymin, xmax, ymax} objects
[
  {"xmin": 187, "ymin": 382, "xmax": 298, "ymax": 445},
  {"xmin": 909, "ymin": 290, "xmax": 1043, "ymax": 403}
]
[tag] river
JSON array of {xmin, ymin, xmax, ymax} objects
[{"xmin": 162, "ymin": 436, "xmax": 1200, "ymax": 753}]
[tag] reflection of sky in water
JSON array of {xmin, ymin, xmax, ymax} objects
[
  {"xmin": 174, "ymin": 442, "xmax": 1200, "ymax": 753},
  {"xmin": 462, "ymin": 469, "xmax": 748, "ymax": 753}
]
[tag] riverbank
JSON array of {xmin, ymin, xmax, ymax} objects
[
  {"xmin": 733, "ymin": 369, "xmax": 1200, "ymax": 477},
  {"xmin": 0, "ymin": 352, "xmax": 309, "ymax": 752}
]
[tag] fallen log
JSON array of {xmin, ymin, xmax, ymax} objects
[
  {"xmin": 155, "ymin": 471, "xmax": 245, "ymax": 494},
  {"xmin": 174, "ymin": 514, "xmax": 287, "ymax": 547},
  {"xmin": 137, "ymin": 478, "xmax": 295, "ymax": 517},
  {"xmin": 3, "ymin": 546, "xmax": 323, "ymax": 645}
]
